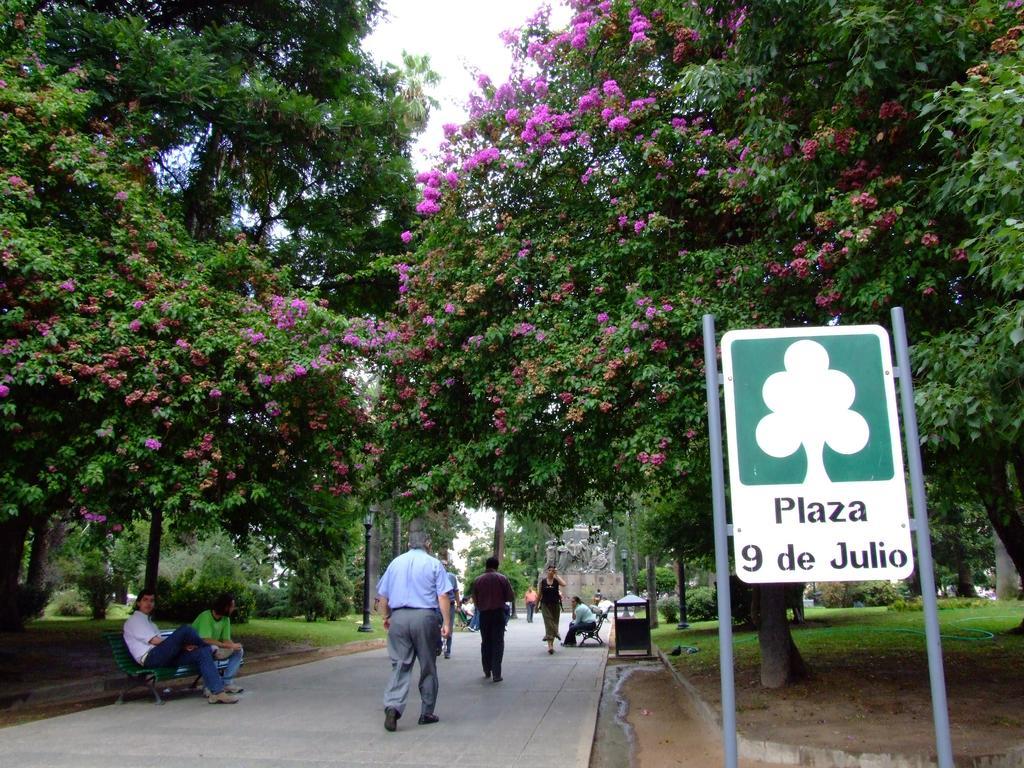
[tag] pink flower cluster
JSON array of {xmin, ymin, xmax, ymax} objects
[
  {"xmin": 462, "ymin": 146, "xmax": 501, "ymax": 172},
  {"xmin": 80, "ymin": 508, "xmax": 107, "ymax": 523},
  {"xmin": 637, "ymin": 451, "xmax": 666, "ymax": 465},
  {"xmin": 415, "ymin": 169, "xmax": 459, "ymax": 216},
  {"xmin": 269, "ymin": 296, "xmax": 309, "ymax": 330},
  {"xmin": 628, "ymin": 7, "xmax": 652, "ymax": 45},
  {"xmin": 397, "ymin": 263, "xmax": 412, "ymax": 295}
]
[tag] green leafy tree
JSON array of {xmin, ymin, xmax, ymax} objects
[
  {"xmin": 913, "ymin": 10, "xmax": 1024, "ymax": 628},
  {"xmin": 289, "ymin": 559, "xmax": 353, "ymax": 622},
  {"xmin": 37, "ymin": 0, "xmax": 419, "ymax": 315},
  {"xmin": 0, "ymin": 14, "xmax": 374, "ymax": 629}
]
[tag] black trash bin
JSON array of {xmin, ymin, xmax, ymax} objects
[{"xmin": 614, "ymin": 593, "xmax": 652, "ymax": 657}]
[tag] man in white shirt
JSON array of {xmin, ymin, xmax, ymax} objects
[
  {"xmin": 594, "ymin": 592, "xmax": 615, "ymax": 616},
  {"xmin": 122, "ymin": 590, "xmax": 237, "ymax": 704}
]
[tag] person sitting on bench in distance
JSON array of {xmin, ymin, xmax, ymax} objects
[
  {"xmin": 562, "ymin": 595, "xmax": 598, "ymax": 647},
  {"xmin": 122, "ymin": 590, "xmax": 238, "ymax": 704}
]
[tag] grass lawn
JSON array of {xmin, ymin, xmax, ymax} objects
[
  {"xmin": 21, "ymin": 611, "xmax": 383, "ymax": 648},
  {"xmin": 646, "ymin": 600, "xmax": 1024, "ymax": 756},
  {"xmin": 651, "ymin": 600, "xmax": 1024, "ymax": 674},
  {"xmin": 244, "ymin": 616, "xmax": 383, "ymax": 647}
]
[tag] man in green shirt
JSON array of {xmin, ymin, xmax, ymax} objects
[{"xmin": 193, "ymin": 593, "xmax": 244, "ymax": 694}]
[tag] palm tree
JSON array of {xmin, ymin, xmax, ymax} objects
[{"xmin": 395, "ymin": 51, "xmax": 440, "ymax": 133}]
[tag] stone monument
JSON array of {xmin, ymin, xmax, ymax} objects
[{"xmin": 539, "ymin": 527, "xmax": 623, "ymax": 602}]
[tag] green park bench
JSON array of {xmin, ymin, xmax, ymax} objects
[{"xmin": 104, "ymin": 630, "xmax": 237, "ymax": 705}]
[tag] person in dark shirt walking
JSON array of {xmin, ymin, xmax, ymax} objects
[{"xmin": 471, "ymin": 556, "xmax": 515, "ymax": 683}]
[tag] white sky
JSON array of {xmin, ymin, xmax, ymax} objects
[{"xmin": 365, "ymin": 0, "xmax": 572, "ymax": 170}]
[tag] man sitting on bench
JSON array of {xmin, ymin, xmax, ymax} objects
[
  {"xmin": 562, "ymin": 596, "xmax": 598, "ymax": 647},
  {"xmin": 193, "ymin": 593, "xmax": 244, "ymax": 694},
  {"xmin": 123, "ymin": 590, "xmax": 238, "ymax": 704}
]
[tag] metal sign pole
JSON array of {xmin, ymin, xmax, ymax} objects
[
  {"xmin": 703, "ymin": 314, "xmax": 739, "ymax": 768},
  {"xmin": 890, "ymin": 307, "xmax": 954, "ymax": 768}
]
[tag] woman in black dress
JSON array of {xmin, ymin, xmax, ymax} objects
[{"xmin": 538, "ymin": 565, "xmax": 566, "ymax": 654}]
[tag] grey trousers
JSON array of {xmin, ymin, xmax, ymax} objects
[{"xmin": 383, "ymin": 608, "xmax": 441, "ymax": 717}]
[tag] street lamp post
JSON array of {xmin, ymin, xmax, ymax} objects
[
  {"xmin": 358, "ymin": 508, "xmax": 375, "ymax": 632},
  {"xmin": 621, "ymin": 550, "xmax": 628, "ymax": 595}
]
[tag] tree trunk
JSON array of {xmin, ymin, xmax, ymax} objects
[
  {"xmin": 646, "ymin": 556, "xmax": 658, "ymax": 628},
  {"xmin": 907, "ymin": 565, "xmax": 922, "ymax": 597},
  {"xmin": 0, "ymin": 515, "xmax": 31, "ymax": 631},
  {"xmin": 144, "ymin": 507, "xmax": 163, "ymax": 593},
  {"xmin": 25, "ymin": 516, "xmax": 53, "ymax": 591},
  {"xmin": 757, "ymin": 583, "xmax": 808, "ymax": 688},
  {"xmin": 391, "ymin": 505, "xmax": 401, "ymax": 561},
  {"xmin": 183, "ymin": 127, "xmax": 227, "ymax": 241},
  {"xmin": 955, "ymin": 539, "xmax": 977, "ymax": 597},
  {"xmin": 675, "ymin": 559, "xmax": 689, "ymax": 626},
  {"xmin": 995, "ymin": 533, "xmax": 1020, "ymax": 600},
  {"xmin": 369, "ymin": 520, "xmax": 381, "ymax": 595},
  {"xmin": 976, "ymin": 454, "xmax": 1024, "ymax": 632},
  {"xmin": 493, "ymin": 504, "xmax": 505, "ymax": 563}
]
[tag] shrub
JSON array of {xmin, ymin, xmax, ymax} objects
[
  {"xmin": 686, "ymin": 586, "xmax": 717, "ymax": 622},
  {"xmin": 888, "ymin": 597, "xmax": 924, "ymax": 612},
  {"xmin": 819, "ymin": 582, "xmax": 852, "ymax": 608},
  {"xmin": 659, "ymin": 595, "xmax": 680, "ymax": 624},
  {"xmin": 938, "ymin": 597, "xmax": 992, "ymax": 609},
  {"xmin": 50, "ymin": 588, "xmax": 89, "ymax": 617},
  {"xmin": 655, "ymin": 566, "xmax": 677, "ymax": 594},
  {"xmin": 820, "ymin": 581, "xmax": 902, "ymax": 609},
  {"xmin": 252, "ymin": 585, "xmax": 293, "ymax": 619},
  {"xmin": 154, "ymin": 571, "xmax": 253, "ymax": 624},
  {"xmin": 289, "ymin": 561, "xmax": 352, "ymax": 622},
  {"xmin": 858, "ymin": 581, "xmax": 901, "ymax": 607},
  {"xmin": 17, "ymin": 584, "xmax": 53, "ymax": 621},
  {"xmin": 74, "ymin": 554, "xmax": 114, "ymax": 620}
]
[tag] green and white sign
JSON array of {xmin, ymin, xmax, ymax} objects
[{"xmin": 721, "ymin": 325, "xmax": 913, "ymax": 583}]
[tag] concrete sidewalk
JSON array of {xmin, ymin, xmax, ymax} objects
[{"xmin": 0, "ymin": 613, "xmax": 607, "ymax": 767}]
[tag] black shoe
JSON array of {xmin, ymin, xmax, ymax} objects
[
  {"xmin": 483, "ymin": 670, "xmax": 491, "ymax": 678},
  {"xmin": 418, "ymin": 713, "xmax": 440, "ymax": 725},
  {"xmin": 492, "ymin": 676, "xmax": 503, "ymax": 683},
  {"xmin": 384, "ymin": 707, "xmax": 399, "ymax": 732}
]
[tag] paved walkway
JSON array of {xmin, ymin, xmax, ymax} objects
[{"xmin": 0, "ymin": 614, "xmax": 607, "ymax": 767}]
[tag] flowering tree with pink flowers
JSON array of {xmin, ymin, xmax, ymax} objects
[
  {"xmin": 378, "ymin": 0, "xmax": 1024, "ymax": 684},
  {"xmin": 0, "ymin": 31, "xmax": 376, "ymax": 629}
]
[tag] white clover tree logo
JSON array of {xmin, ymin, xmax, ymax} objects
[{"xmin": 755, "ymin": 339, "xmax": 869, "ymax": 484}]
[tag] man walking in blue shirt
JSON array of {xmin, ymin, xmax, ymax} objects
[{"xmin": 376, "ymin": 525, "xmax": 451, "ymax": 732}]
